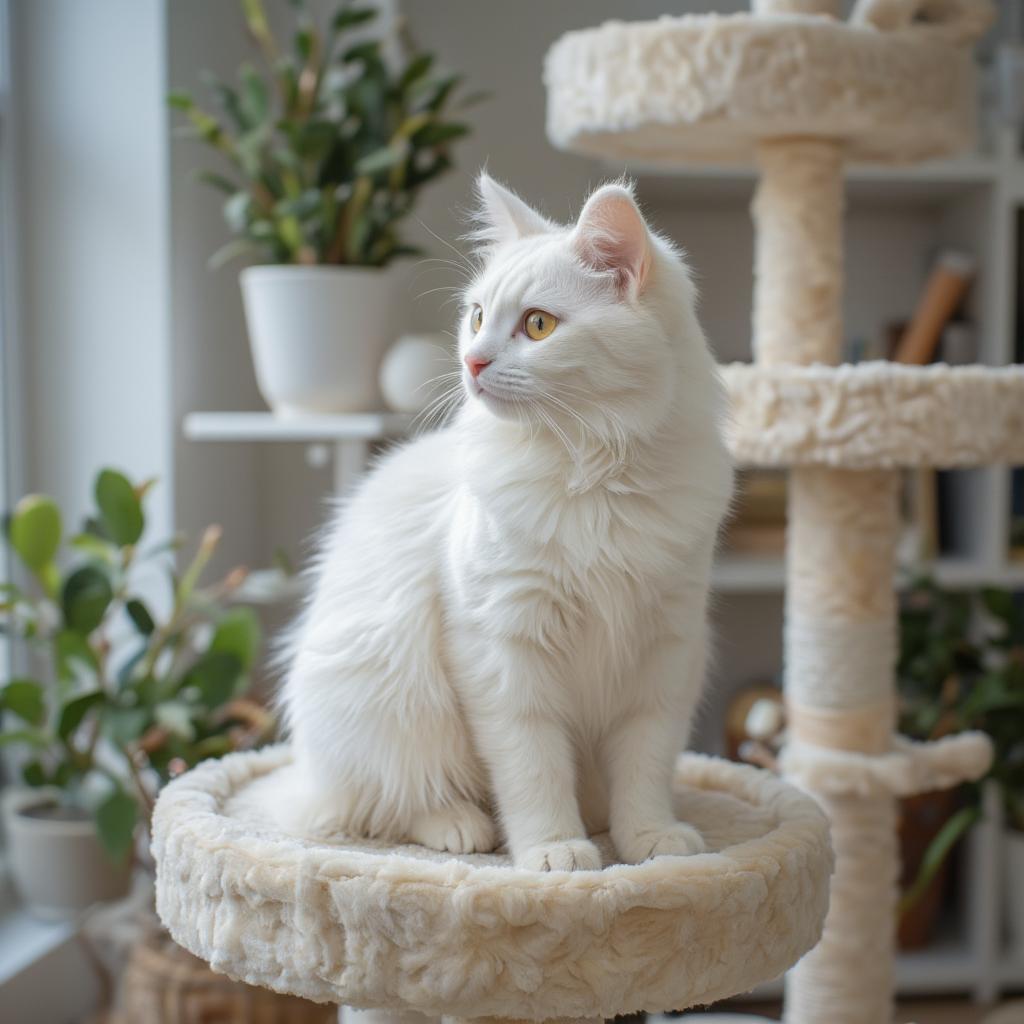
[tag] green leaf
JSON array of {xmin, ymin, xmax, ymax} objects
[
  {"xmin": 239, "ymin": 63, "xmax": 269, "ymax": 126},
  {"xmin": 209, "ymin": 608, "xmax": 261, "ymax": 671},
  {"xmin": 9, "ymin": 494, "xmax": 62, "ymax": 572},
  {"xmin": 103, "ymin": 705, "xmax": 149, "ymax": 744},
  {"xmin": 208, "ymin": 238, "xmax": 257, "ymax": 271},
  {"xmin": 1, "ymin": 679, "xmax": 46, "ymax": 727},
  {"xmin": 94, "ymin": 789, "xmax": 137, "ymax": 863},
  {"xmin": 331, "ymin": 7, "xmax": 377, "ymax": 32},
  {"xmin": 399, "ymin": 54, "xmax": 434, "ymax": 93},
  {"xmin": 900, "ymin": 805, "xmax": 979, "ymax": 916},
  {"xmin": 196, "ymin": 170, "xmax": 239, "ymax": 196},
  {"xmin": 224, "ymin": 192, "xmax": 254, "ymax": 233},
  {"xmin": 342, "ymin": 40, "xmax": 383, "ymax": 66},
  {"xmin": 413, "ymin": 121, "xmax": 469, "ymax": 147},
  {"xmin": 409, "ymin": 72, "xmax": 462, "ymax": 114},
  {"xmin": 69, "ymin": 532, "xmax": 116, "ymax": 564},
  {"xmin": 95, "ymin": 469, "xmax": 144, "ymax": 546},
  {"xmin": 155, "ymin": 701, "xmax": 195, "ymax": 741},
  {"xmin": 22, "ymin": 761, "xmax": 47, "ymax": 787},
  {"xmin": 62, "ymin": 565, "xmax": 113, "ymax": 634},
  {"xmin": 125, "ymin": 598, "xmax": 155, "ymax": 636},
  {"xmin": 183, "ymin": 652, "xmax": 243, "ymax": 709},
  {"xmin": 166, "ymin": 91, "xmax": 194, "ymax": 111},
  {"xmin": 57, "ymin": 690, "xmax": 104, "ymax": 741},
  {"xmin": 355, "ymin": 145, "xmax": 405, "ymax": 176},
  {"xmin": 54, "ymin": 629, "xmax": 100, "ymax": 683},
  {"xmin": 0, "ymin": 729, "xmax": 48, "ymax": 749}
]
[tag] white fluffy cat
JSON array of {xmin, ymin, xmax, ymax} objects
[{"xmin": 279, "ymin": 174, "xmax": 733, "ymax": 871}]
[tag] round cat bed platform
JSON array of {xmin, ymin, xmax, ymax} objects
[
  {"xmin": 545, "ymin": 13, "xmax": 979, "ymax": 165},
  {"xmin": 722, "ymin": 362, "xmax": 1024, "ymax": 469},
  {"xmin": 152, "ymin": 746, "xmax": 832, "ymax": 1019}
]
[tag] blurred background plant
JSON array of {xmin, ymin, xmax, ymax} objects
[
  {"xmin": 0, "ymin": 469, "xmax": 274, "ymax": 864},
  {"xmin": 168, "ymin": 0, "xmax": 482, "ymax": 269},
  {"xmin": 897, "ymin": 576, "xmax": 1024, "ymax": 919}
]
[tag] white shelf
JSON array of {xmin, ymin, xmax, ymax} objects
[
  {"xmin": 624, "ymin": 156, "xmax": 999, "ymax": 205},
  {"xmin": 183, "ymin": 410, "xmax": 412, "ymax": 443}
]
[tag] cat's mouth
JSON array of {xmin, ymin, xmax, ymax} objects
[{"xmin": 467, "ymin": 376, "xmax": 521, "ymax": 414}]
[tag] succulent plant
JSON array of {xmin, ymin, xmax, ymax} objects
[{"xmin": 169, "ymin": 0, "xmax": 481, "ymax": 268}]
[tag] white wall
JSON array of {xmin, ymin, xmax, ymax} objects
[{"xmin": 12, "ymin": 0, "xmax": 173, "ymax": 543}]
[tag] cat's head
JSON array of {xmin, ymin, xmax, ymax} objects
[{"xmin": 458, "ymin": 173, "xmax": 700, "ymax": 447}]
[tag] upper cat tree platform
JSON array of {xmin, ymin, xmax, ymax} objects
[
  {"xmin": 154, "ymin": 746, "xmax": 831, "ymax": 1018},
  {"xmin": 545, "ymin": 6, "xmax": 985, "ymax": 166}
]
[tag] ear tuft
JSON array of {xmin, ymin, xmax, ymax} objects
[
  {"xmin": 573, "ymin": 183, "xmax": 651, "ymax": 296},
  {"xmin": 472, "ymin": 172, "xmax": 554, "ymax": 246}
]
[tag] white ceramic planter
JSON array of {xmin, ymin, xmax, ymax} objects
[
  {"xmin": 241, "ymin": 264, "xmax": 405, "ymax": 416},
  {"xmin": 1005, "ymin": 828, "xmax": 1024, "ymax": 952},
  {"xmin": 2, "ymin": 790, "xmax": 132, "ymax": 920}
]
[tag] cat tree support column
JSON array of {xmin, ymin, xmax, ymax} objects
[{"xmin": 753, "ymin": 137, "xmax": 900, "ymax": 1024}]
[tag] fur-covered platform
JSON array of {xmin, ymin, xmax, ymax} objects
[
  {"xmin": 152, "ymin": 746, "xmax": 831, "ymax": 1018},
  {"xmin": 723, "ymin": 362, "xmax": 1024, "ymax": 469},
  {"xmin": 545, "ymin": 12, "xmax": 981, "ymax": 165}
]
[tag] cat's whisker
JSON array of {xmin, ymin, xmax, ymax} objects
[
  {"xmin": 412, "ymin": 381, "xmax": 465, "ymax": 434},
  {"xmin": 414, "ymin": 217, "xmax": 477, "ymax": 275}
]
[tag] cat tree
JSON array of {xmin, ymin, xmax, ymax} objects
[{"xmin": 152, "ymin": 2, "xmax": 1023, "ymax": 1022}]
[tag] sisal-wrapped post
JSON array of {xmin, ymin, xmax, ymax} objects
[
  {"xmin": 751, "ymin": 127, "xmax": 902, "ymax": 1024},
  {"xmin": 753, "ymin": 139, "xmax": 845, "ymax": 366},
  {"xmin": 784, "ymin": 468, "xmax": 901, "ymax": 1024}
]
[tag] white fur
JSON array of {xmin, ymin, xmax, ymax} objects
[{"xmin": 279, "ymin": 174, "xmax": 733, "ymax": 870}]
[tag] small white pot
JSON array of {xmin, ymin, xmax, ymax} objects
[
  {"xmin": 1004, "ymin": 828, "xmax": 1024, "ymax": 952},
  {"xmin": 241, "ymin": 264, "xmax": 405, "ymax": 416},
  {"xmin": 2, "ymin": 791, "xmax": 132, "ymax": 920}
]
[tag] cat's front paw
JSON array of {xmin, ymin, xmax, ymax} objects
[
  {"xmin": 408, "ymin": 801, "xmax": 497, "ymax": 854},
  {"xmin": 617, "ymin": 822, "xmax": 706, "ymax": 863},
  {"xmin": 517, "ymin": 838, "xmax": 602, "ymax": 872}
]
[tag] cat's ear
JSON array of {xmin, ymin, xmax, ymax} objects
[
  {"xmin": 473, "ymin": 172, "xmax": 554, "ymax": 245},
  {"xmin": 573, "ymin": 183, "xmax": 651, "ymax": 297}
]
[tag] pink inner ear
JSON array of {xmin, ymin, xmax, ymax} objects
[{"xmin": 575, "ymin": 189, "xmax": 651, "ymax": 295}]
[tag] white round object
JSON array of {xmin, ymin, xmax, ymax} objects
[
  {"xmin": 379, "ymin": 333, "xmax": 453, "ymax": 414},
  {"xmin": 241, "ymin": 265, "xmax": 405, "ymax": 417}
]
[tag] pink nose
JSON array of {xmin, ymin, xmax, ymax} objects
[{"xmin": 464, "ymin": 355, "xmax": 491, "ymax": 379}]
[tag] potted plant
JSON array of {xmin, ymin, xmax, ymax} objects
[
  {"xmin": 897, "ymin": 577, "xmax": 1024, "ymax": 949},
  {"xmin": 169, "ymin": 0, "xmax": 479, "ymax": 417},
  {"xmin": 1, "ymin": 469, "xmax": 273, "ymax": 919}
]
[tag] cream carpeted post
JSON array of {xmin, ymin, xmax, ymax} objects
[{"xmin": 752, "ymin": 132, "xmax": 902, "ymax": 1022}]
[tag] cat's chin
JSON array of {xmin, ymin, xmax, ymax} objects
[{"xmin": 469, "ymin": 384, "xmax": 523, "ymax": 422}]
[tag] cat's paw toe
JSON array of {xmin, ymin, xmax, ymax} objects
[
  {"xmin": 517, "ymin": 838, "xmax": 602, "ymax": 872},
  {"xmin": 619, "ymin": 822, "xmax": 706, "ymax": 862},
  {"xmin": 409, "ymin": 802, "xmax": 496, "ymax": 854}
]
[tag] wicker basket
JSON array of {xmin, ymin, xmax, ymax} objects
[{"xmin": 120, "ymin": 932, "xmax": 334, "ymax": 1024}]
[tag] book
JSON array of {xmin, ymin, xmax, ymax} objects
[{"xmin": 893, "ymin": 250, "xmax": 976, "ymax": 365}]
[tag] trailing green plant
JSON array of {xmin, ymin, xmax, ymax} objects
[
  {"xmin": 0, "ymin": 470, "xmax": 274, "ymax": 863},
  {"xmin": 897, "ymin": 574, "xmax": 1024, "ymax": 911},
  {"xmin": 169, "ymin": 0, "xmax": 481, "ymax": 269}
]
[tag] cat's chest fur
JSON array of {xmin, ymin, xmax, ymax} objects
[{"xmin": 445, "ymin": 445, "xmax": 699, "ymax": 677}]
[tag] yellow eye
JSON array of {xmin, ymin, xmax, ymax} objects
[
  {"xmin": 470, "ymin": 305, "xmax": 483, "ymax": 334},
  {"xmin": 524, "ymin": 309, "xmax": 558, "ymax": 341}
]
